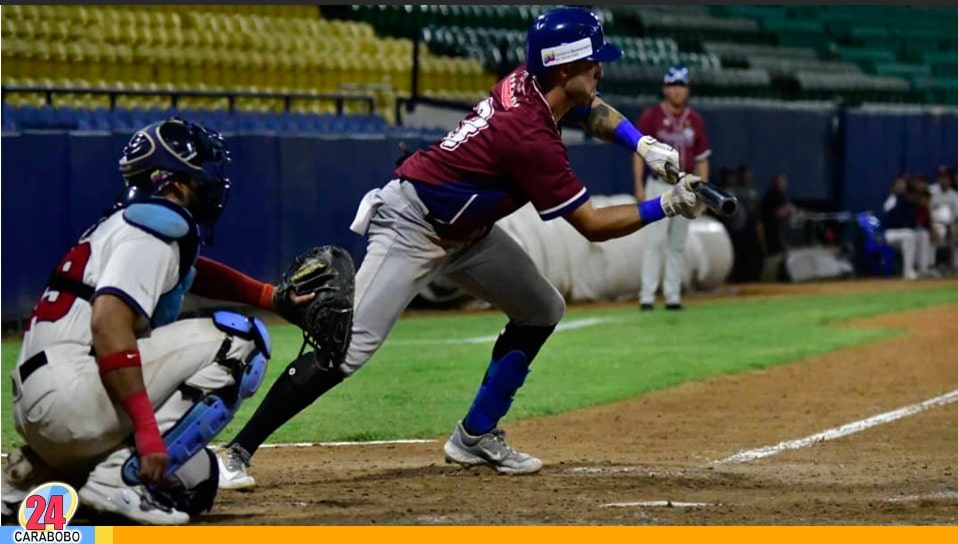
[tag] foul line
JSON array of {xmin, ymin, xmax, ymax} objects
[
  {"xmin": 601, "ymin": 501, "xmax": 711, "ymax": 508},
  {"xmin": 0, "ymin": 438, "xmax": 439, "ymax": 458},
  {"xmin": 714, "ymin": 388, "xmax": 958, "ymax": 465},
  {"xmin": 390, "ymin": 317, "xmax": 608, "ymax": 345},
  {"xmin": 258, "ymin": 438, "xmax": 437, "ymax": 448}
]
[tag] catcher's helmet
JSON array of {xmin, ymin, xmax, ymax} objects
[
  {"xmin": 525, "ymin": 7, "xmax": 622, "ymax": 79},
  {"xmin": 118, "ymin": 118, "xmax": 231, "ymax": 226}
]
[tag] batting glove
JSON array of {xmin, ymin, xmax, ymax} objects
[
  {"xmin": 660, "ymin": 173, "xmax": 707, "ymax": 219},
  {"xmin": 637, "ymin": 135, "xmax": 681, "ymax": 184}
]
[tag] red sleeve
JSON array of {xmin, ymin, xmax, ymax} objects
[
  {"xmin": 191, "ymin": 257, "xmax": 275, "ymax": 310},
  {"xmin": 507, "ymin": 124, "xmax": 589, "ymax": 220},
  {"xmin": 692, "ymin": 111, "xmax": 711, "ymax": 161},
  {"xmin": 637, "ymin": 107, "xmax": 656, "ymax": 137}
]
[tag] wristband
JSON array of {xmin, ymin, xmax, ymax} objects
[
  {"xmin": 259, "ymin": 283, "xmax": 275, "ymax": 310},
  {"xmin": 638, "ymin": 197, "xmax": 666, "ymax": 224},
  {"xmin": 121, "ymin": 389, "xmax": 165, "ymax": 457},
  {"xmin": 613, "ymin": 119, "xmax": 644, "ymax": 152},
  {"xmin": 97, "ymin": 349, "xmax": 142, "ymax": 374}
]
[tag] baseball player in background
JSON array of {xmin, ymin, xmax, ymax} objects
[
  {"xmin": 634, "ymin": 66, "xmax": 711, "ymax": 311},
  {"xmin": 217, "ymin": 6, "xmax": 707, "ymax": 485},
  {"xmin": 1, "ymin": 119, "xmax": 312, "ymax": 525}
]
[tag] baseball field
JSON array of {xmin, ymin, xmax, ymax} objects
[{"xmin": 3, "ymin": 278, "xmax": 957, "ymax": 525}]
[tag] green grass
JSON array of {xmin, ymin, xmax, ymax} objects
[{"xmin": 3, "ymin": 286, "xmax": 957, "ymax": 451}]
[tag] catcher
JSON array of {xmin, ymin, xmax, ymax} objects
[{"xmin": 1, "ymin": 117, "xmax": 352, "ymax": 525}]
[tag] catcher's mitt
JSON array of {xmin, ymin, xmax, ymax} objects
[{"xmin": 273, "ymin": 245, "xmax": 355, "ymax": 361}]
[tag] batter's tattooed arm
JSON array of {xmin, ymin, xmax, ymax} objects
[{"xmin": 582, "ymin": 97, "xmax": 627, "ymax": 142}]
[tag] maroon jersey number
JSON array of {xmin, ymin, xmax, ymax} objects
[{"xmin": 26, "ymin": 241, "xmax": 93, "ymax": 330}]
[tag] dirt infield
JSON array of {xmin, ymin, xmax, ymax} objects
[{"xmin": 195, "ymin": 279, "xmax": 957, "ymax": 525}]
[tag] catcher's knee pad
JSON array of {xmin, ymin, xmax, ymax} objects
[
  {"xmin": 152, "ymin": 447, "xmax": 219, "ymax": 518},
  {"xmin": 237, "ymin": 351, "xmax": 268, "ymax": 403},
  {"xmin": 122, "ymin": 393, "xmax": 233, "ymax": 487},
  {"xmin": 212, "ymin": 310, "xmax": 272, "ymax": 359},
  {"xmin": 464, "ymin": 350, "xmax": 530, "ymax": 433}
]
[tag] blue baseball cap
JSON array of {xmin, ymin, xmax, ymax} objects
[{"xmin": 663, "ymin": 65, "xmax": 689, "ymax": 85}]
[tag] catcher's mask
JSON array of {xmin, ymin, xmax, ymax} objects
[{"xmin": 118, "ymin": 118, "xmax": 231, "ymax": 243}]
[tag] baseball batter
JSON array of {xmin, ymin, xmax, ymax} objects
[
  {"xmin": 217, "ymin": 6, "xmax": 707, "ymax": 485},
  {"xmin": 1, "ymin": 119, "xmax": 313, "ymax": 525},
  {"xmin": 634, "ymin": 66, "xmax": 711, "ymax": 310}
]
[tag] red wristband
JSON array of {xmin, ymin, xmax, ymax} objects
[
  {"xmin": 259, "ymin": 283, "xmax": 275, "ymax": 311},
  {"xmin": 97, "ymin": 349, "xmax": 142, "ymax": 374},
  {"xmin": 121, "ymin": 390, "xmax": 165, "ymax": 457}
]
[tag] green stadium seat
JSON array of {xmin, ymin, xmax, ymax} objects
[
  {"xmin": 747, "ymin": 56, "xmax": 863, "ymax": 78},
  {"xmin": 760, "ymin": 18, "xmax": 830, "ymax": 50},
  {"xmin": 872, "ymin": 62, "xmax": 932, "ymax": 83},
  {"xmin": 833, "ymin": 46, "xmax": 897, "ymax": 72},
  {"xmin": 702, "ymin": 41, "xmax": 818, "ymax": 66},
  {"xmin": 923, "ymin": 52, "xmax": 958, "ymax": 78},
  {"xmin": 912, "ymin": 76, "xmax": 958, "ymax": 105}
]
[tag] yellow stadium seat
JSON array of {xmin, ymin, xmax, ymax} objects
[
  {"xmin": 4, "ymin": 5, "xmax": 25, "ymax": 20},
  {"xmin": 15, "ymin": 20, "xmax": 38, "ymax": 40},
  {"xmin": 1, "ymin": 40, "xmax": 23, "ymax": 79},
  {"xmin": 1, "ymin": 18, "xmax": 18, "ymax": 38},
  {"xmin": 60, "ymin": 6, "xmax": 90, "ymax": 25},
  {"xmin": 34, "ymin": 6, "xmax": 56, "ymax": 21},
  {"xmin": 6, "ymin": 92, "xmax": 48, "ymax": 108}
]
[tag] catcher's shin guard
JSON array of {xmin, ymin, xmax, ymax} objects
[
  {"xmin": 122, "ymin": 311, "xmax": 270, "ymax": 486},
  {"xmin": 122, "ymin": 393, "xmax": 231, "ymax": 486},
  {"xmin": 462, "ymin": 350, "xmax": 531, "ymax": 436}
]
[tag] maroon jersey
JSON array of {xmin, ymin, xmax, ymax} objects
[
  {"xmin": 636, "ymin": 103, "xmax": 710, "ymax": 176},
  {"xmin": 396, "ymin": 66, "xmax": 589, "ymax": 237}
]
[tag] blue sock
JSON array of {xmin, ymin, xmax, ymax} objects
[{"xmin": 462, "ymin": 350, "xmax": 530, "ymax": 436}]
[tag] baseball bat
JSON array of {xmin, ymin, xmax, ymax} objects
[{"xmin": 665, "ymin": 164, "xmax": 739, "ymax": 217}]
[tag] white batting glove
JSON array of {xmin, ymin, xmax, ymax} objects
[
  {"xmin": 637, "ymin": 135, "xmax": 680, "ymax": 183},
  {"xmin": 660, "ymin": 173, "xmax": 707, "ymax": 219}
]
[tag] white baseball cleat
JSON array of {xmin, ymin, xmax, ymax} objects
[
  {"xmin": 78, "ymin": 479, "xmax": 190, "ymax": 526},
  {"xmin": 216, "ymin": 444, "xmax": 256, "ymax": 490},
  {"xmin": 443, "ymin": 420, "xmax": 543, "ymax": 475}
]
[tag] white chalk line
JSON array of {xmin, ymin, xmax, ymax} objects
[
  {"xmin": 0, "ymin": 438, "xmax": 439, "ymax": 458},
  {"xmin": 714, "ymin": 388, "xmax": 958, "ymax": 465},
  {"xmin": 601, "ymin": 501, "xmax": 712, "ymax": 508},
  {"xmin": 257, "ymin": 438, "xmax": 437, "ymax": 448},
  {"xmin": 884, "ymin": 491, "xmax": 958, "ymax": 503},
  {"xmin": 567, "ymin": 466, "xmax": 646, "ymax": 475},
  {"xmin": 390, "ymin": 317, "xmax": 608, "ymax": 345}
]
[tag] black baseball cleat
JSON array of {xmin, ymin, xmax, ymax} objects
[
  {"xmin": 665, "ymin": 303, "xmax": 683, "ymax": 311},
  {"xmin": 640, "ymin": 303, "xmax": 654, "ymax": 312}
]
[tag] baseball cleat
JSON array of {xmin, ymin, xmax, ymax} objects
[
  {"xmin": 78, "ymin": 480, "xmax": 190, "ymax": 526},
  {"xmin": 217, "ymin": 444, "xmax": 255, "ymax": 490},
  {"xmin": 1, "ymin": 477, "xmax": 27, "ymax": 520},
  {"xmin": 443, "ymin": 421, "xmax": 543, "ymax": 475}
]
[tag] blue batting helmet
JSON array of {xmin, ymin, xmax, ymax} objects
[
  {"xmin": 664, "ymin": 65, "xmax": 690, "ymax": 85},
  {"xmin": 525, "ymin": 7, "xmax": 623, "ymax": 79},
  {"xmin": 118, "ymin": 118, "xmax": 231, "ymax": 225}
]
